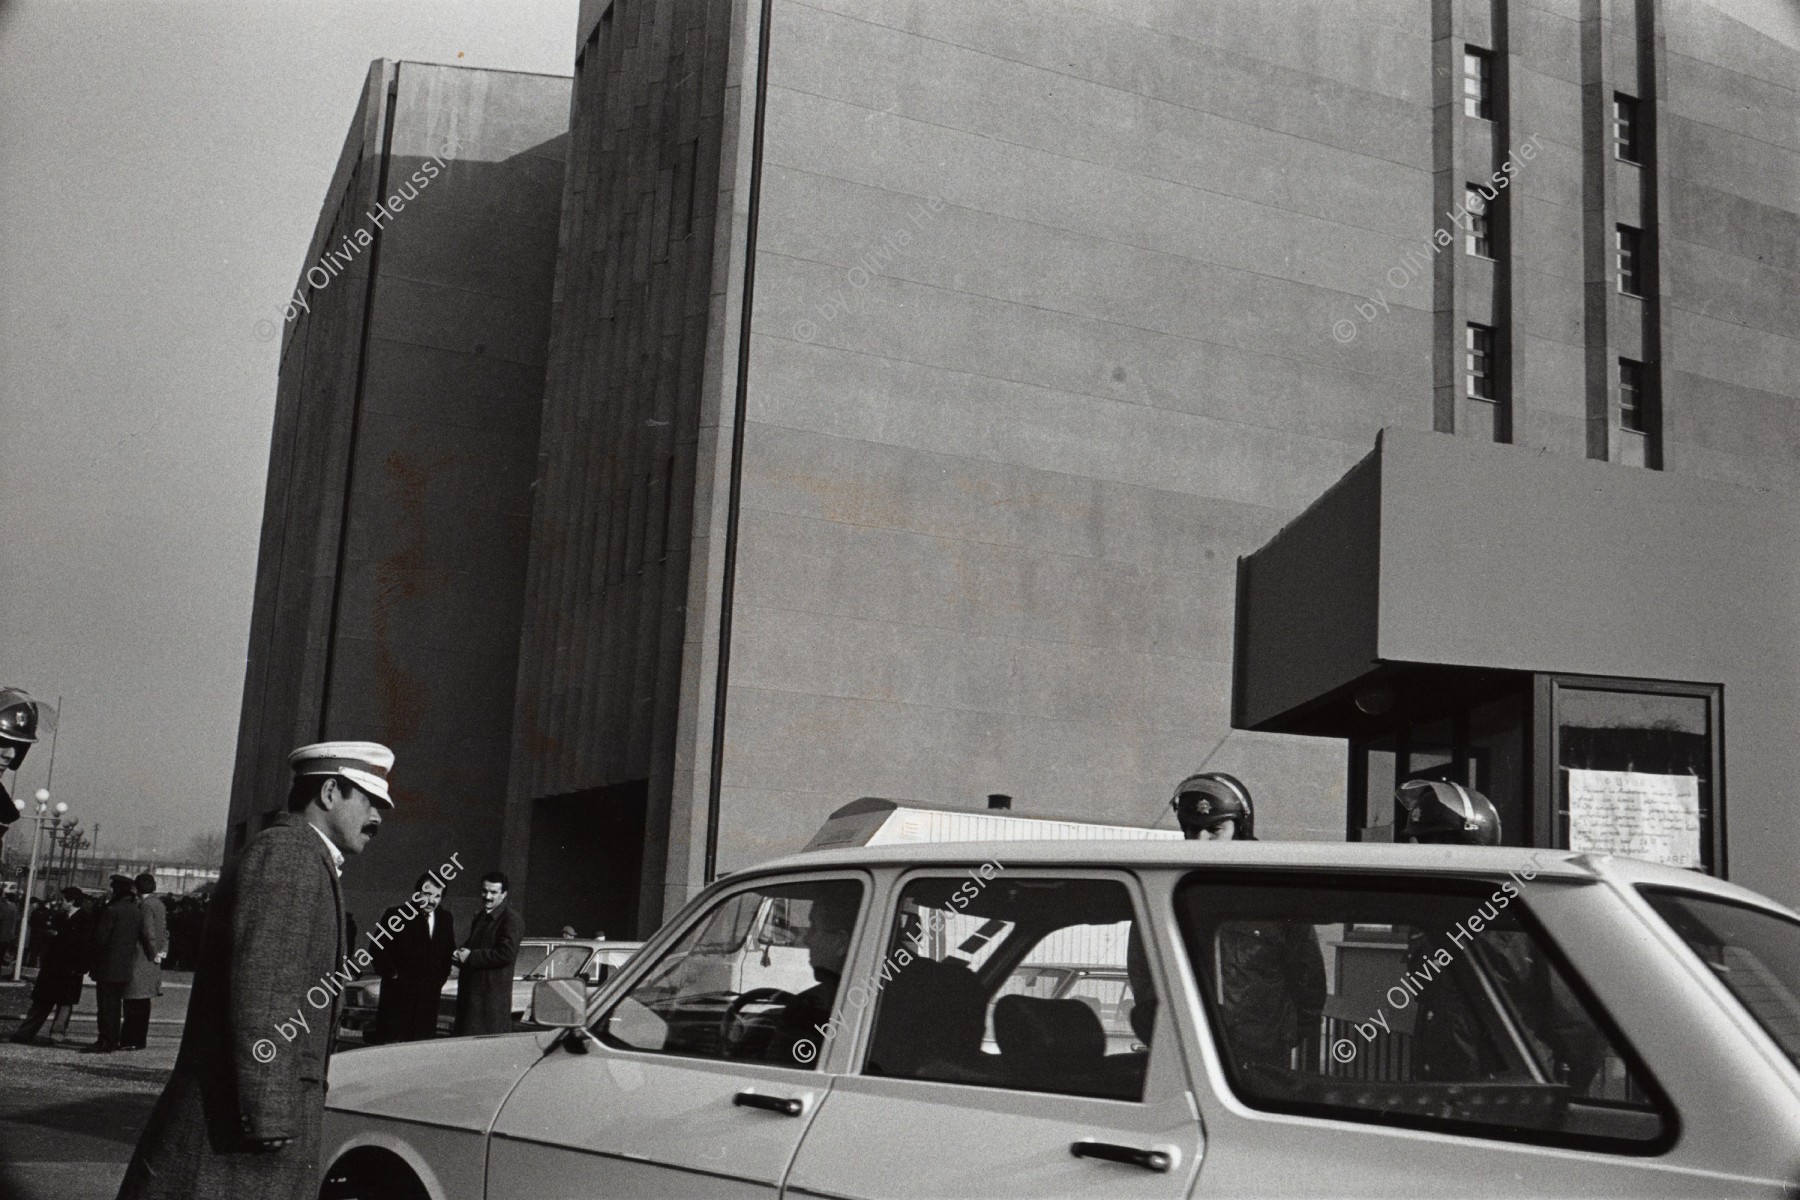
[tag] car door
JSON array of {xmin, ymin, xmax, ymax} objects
[
  {"xmin": 784, "ymin": 868, "xmax": 1203, "ymax": 1200},
  {"xmin": 1164, "ymin": 868, "xmax": 1798, "ymax": 1197},
  {"xmin": 486, "ymin": 873, "xmax": 868, "ymax": 1199}
]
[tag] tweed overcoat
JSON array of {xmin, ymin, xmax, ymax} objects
[
  {"xmin": 116, "ymin": 814, "xmax": 346, "ymax": 1200},
  {"xmin": 126, "ymin": 894, "xmax": 168, "ymax": 1002},
  {"xmin": 452, "ymin": 899, "xmax": 523, "ymax": 1036}
]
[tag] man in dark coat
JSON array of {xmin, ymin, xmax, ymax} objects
[
  {"xmin": 370, "ymin": 871, "xmax": 456, "ymax": 1043},
  {"xmin": 88, "ymin": 875, "xmax": 144, "ymax": 1054},
  {"xmin": 116, "ymin": 741, "xmax": 395, "ymax": 1200},
  {"xmin": 10, "ymin": 887, "xmax": 89, "ymax": 1044},
  {"xmin": 452, "ymin": 870, "xmax": 523, "ymax": 1036}
]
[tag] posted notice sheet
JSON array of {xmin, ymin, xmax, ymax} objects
[{"xmin": 1567, "ymin": 768, "xmax": 1702, "ymax": 867}]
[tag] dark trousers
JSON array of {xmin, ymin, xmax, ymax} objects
[
  {"xmin": 121, "ymin": 998, "xmax": 152, "ymax": 1048},
  {"xmin": 10, "ymin": 998, "xmax": 73, "ymax": 1042},
  {"xmin": 95, "ymin": 982, "xmax": 126, "ymax": 1047}
]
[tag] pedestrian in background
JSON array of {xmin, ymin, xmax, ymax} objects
[
  {"xmin": 452, "ymin": 871, "xmax": 522, "ymax": 1036},
  {"xmin": 370, "ymin": 872, "xmax": 456, "ymax": 1044},
  {"xmin": 26, "ymin": 898, "xmax": 49, "ymax": 967},
  {"xmin": 9, "ymin": 887, "xmax": 89, "ymax": 1045},
  {"xmin": 117, "ymin": 741, "xmax": 396, "ymax": 1200},
  {"xmin": 88, "ymin": 874, "xmax": 144, "ymax": 1054},
  {"xmin": 0, "ymin": 890, "xmax": 18, "ymax": 971},
  {"xmin": 120, "ymin": 872, "xmax": 168, "ymax": 1051}
]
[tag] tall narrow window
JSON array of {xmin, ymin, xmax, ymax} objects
[
  {"xmin": 1617, "ymin": 225, "xmax": 1644, "ymax": 296},
  {"xmin": 1465, "ymin": 186, "xmax": 1493, "ymax": 257},
  {"xmin": 1614, "ymin": 94, "xmax": 1641, "ymax": 163},
  {"xmin": 1619, "ymin": 359, "xmax": 1646, "ymax": 432},
  {"xmin": 1463, "ymin": 48, "xmax": 1494, "ymax": 119},
  {"xmin": 1466, "ymin": 323, "xmax": 1496, "ymax": 400}
]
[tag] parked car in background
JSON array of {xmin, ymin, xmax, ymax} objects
[
  {"xmin": 321, "ymin": 841, "xmax": 1800, "ymax": 1197},
  {"xmin": 340, "ymin": 937, "xmax": 644, "ymax": 1042}
]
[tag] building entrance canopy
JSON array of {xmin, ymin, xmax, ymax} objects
[{"xmin": 1232, "ymin": 429, "xmax": 1800, "ymax": 903}]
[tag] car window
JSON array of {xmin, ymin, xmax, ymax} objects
[
  {"xmin": 1174, "ymin": 872, "xmax": 1670, "ymax": 1152},
  {"xmin": 513, "ymin": 943, "xmax": 553, "ymax": 977},
  {"xmin": 863, "ymin": 873, "xmax": 1154, "ymax": 1102},
  {"xmin": 1640, "ymin": 889, "xmax": 1800, "ymax": 1070},
  {"xmin": 599, "ymin": 879, "xmax": 862, "ymax": 1069},
  {"xmin": 583, "ymin": 946, "xmax": 639, "ymax": 980},
  {"xmin": 528, "ymin": 945, "xmax": 589, "ymax": 980}
]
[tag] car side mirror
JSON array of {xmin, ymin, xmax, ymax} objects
[{"xmin": 533, "ymin": 978, "xmax": 589, "ymax": 1028}]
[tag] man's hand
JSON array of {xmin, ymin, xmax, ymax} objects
[
  {"xmin": 452, "ymin": 948, "xmax": 470, "ymax": 964},
  {"xmin": 241, "ymin": 1116, "xmax": 291, "ymax": 1152}
]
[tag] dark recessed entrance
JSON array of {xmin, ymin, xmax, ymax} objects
[{"xmin": 525, "ymin": 782, "xmax": 647, "ymax": 940}]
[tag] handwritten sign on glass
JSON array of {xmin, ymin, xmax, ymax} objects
[{"xmin": 1567, "ymin": 769, "xmax": 1702, "ymax": 868}]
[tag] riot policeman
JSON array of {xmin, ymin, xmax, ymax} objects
[
  {"xmin": 1391, "ymin": 780, "xmax": 1597, "ymax": 1087},
  {"xmin": 1170, "ymin": 770, "xmax": 1256, "ymax": 841},
  {"xmin": 1170, "ymin": 770, "xmax": 1325, "ymax": 1074},
  {"xmin": 0, "ymin": 687, "xmax": 41, "ymax": 828}
]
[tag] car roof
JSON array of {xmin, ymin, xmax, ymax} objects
[
  {"xmin": 524, "ymin": 938, "xmax": 644, "ymax": 951},
  {"xmin": 739, "ymin": 839, "xmax": 1796, "ymax": 918}
]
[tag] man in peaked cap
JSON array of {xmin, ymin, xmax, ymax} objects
[{"xmin": 118, "ymin": 741, "xmax": 395, "ymax": 1200}]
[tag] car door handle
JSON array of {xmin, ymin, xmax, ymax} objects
[
  {"xmin": 1070, "ymin": 1140, "xmax": 1173, "ymax": 1172},
  {"xmin": 733, "ymin": 1091, "xmax": 804, "ymax": 1117}
]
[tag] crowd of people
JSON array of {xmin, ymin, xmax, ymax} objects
[{"xmin": 5, "ymin": 872, "xmax": 184, "ymax": 1051}]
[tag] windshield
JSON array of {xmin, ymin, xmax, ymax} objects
[
  {"xmin": 527, "ymin": 945, "xmax": 591, "ymax": 980},
  {"xmin": 1640, "ymin": 889, "xmax": 1800, "ymax": 1070},
  {"xmin": 513, "ymin": 943, "xmax": 554, "ymax": 979}
]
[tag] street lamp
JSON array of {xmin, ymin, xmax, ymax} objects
[{"xmin": 10, "ymin": 788, "xmax": 69, "ymax": 983}]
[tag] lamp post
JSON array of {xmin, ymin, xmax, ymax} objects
[{"xmin": 11, "ymin": 789, "xmax": 69, "ymax": 982}]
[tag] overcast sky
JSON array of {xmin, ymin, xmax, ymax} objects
[
  {"xmin": 0, "ymin": 0, "xmax": 574, "ymax": 859},
  {"xmin": 1, "ymin": 0, "xmax": 1793, "ymax": 862}
]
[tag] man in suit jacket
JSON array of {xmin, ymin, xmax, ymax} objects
[
  {"xmin": 88, "ymin": 876, "xmax": 144, "ymax": 1054},
  {"xmin": 370, "ymin": 871, "xmax": 456, "ymax": 1043},
  {"xmin": 452, "ymin": 870, "xmax": 523, "ymax": 1036},
  {"xmin": 116, "ymin": 741, "xmax": 396, "ymax": 1200},
  {"xmin": 120, "ymin": 872, "xmax": 168, "ymax": 1051}
]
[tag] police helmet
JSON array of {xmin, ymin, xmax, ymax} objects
[
  {"xmin": 1396, "ymin": 779, "xmax": 1501, "ymax": 846},
  {"xmin": 1171, "ymin": 771, "xmax": 1256, "ymax": 840},
  {"xmin": 0, "ymin": 688, "xmax": 38, "ymax": 748}
]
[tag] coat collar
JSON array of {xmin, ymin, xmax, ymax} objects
[{"xmin": 267, "ymin": 811, "xmax": 345, "ymax": 876}]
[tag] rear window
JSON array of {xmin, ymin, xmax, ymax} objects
[
  {"xmin": 1173, "ymin": 872, "xmax": 1671, "ymax": 1153},
  {"xmin": 1640, "ymin": 889, "xmax": 1800, "ymax": 1070}
]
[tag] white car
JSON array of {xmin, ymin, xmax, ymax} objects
[{"xmin": 319, "ymin": 841, "xmax": 1800, "ymax": 1197}]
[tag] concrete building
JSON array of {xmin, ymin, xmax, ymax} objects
[
  {"xmin": 494, "ymin": 0, "xmax": 1800, "ymax": 930},
  {"xmin": 227, "ymin": 61, "xmax": 569, "ymax": 925},
  {"xmin": 235, "ymin": 0, "xmax": 1800, "ymax": 933}
]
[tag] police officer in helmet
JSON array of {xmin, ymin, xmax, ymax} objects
[
  {"xmin": 1170, "ymin": 770, "xmax": 1325, "ymax": 1074},
  {"xmin": 1171, "ymin": 771, "xmax": 1256, "ymax": 841},
  {"xmin": 0, "ymin": 687, "xmax": 40, "ymax": 828},
  {"xmin": 1395, "ymin": 778, "xmax": 1501, "ymax": 846}
]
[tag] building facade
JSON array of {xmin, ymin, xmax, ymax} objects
[
  {"xmin": 227, "ymin": 61, "xmax": 569, "ymax": 925},
  {"xmin": 500, "ymin": 0, "xmax": 1799, "ymax": 931},
  {"xmin": 236, "ymin": 1, "xmax": 1800, "ymax": 933}
]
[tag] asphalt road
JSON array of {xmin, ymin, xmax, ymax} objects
[{"xmin": 0, "ymin": 972, "xmax": 190, "ymax": 1200}]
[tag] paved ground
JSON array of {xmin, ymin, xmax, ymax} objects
[{"xmin": 0, "ymin": 972, "xmax": 190, "ymax": 1200}]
